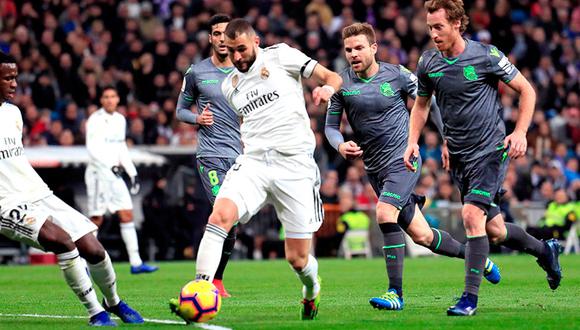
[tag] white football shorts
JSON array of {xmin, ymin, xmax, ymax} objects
[
  {"xmin": 0, "ymin": 194, "xmax": 98, "ymax": 250},
  {"xmin": 85, "ymin": 169, "xmax": 133, "ymax": 216},
  {"xmin": 217, "ymin": 151, "xmax": 324, "ymax": 237}
]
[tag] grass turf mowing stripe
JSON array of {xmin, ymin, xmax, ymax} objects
[{"xmin": 0, "ymin": 313, "xmax": 232, "ymax": 329}]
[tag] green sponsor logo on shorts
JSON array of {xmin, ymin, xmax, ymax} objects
[
  {"xmin": 490, "ymin": 47, "xmax": 500, "ymax": 58},
  {"xmin": 382, "ymin": 191, "xmax": 401, "ymax": 200},
  {"xmin": 386, "ymin": 255, "xmax": 397, "ymax": 259},
  {"xmin": 470, "ymin": 189, "xmax": 491, "ymax": 198},
  {"xmin": 463, "ymin": 65, "xmax": 478, "ymax": 81},
  {"xmin": 342, "ymin": 90, "xmax": 361, "ymax": 96},
  {"xmin": 380, "ymin": 82, "xmax": 395, "ymax": 96},
  {"xmin": 211, "ymin": 185, "xmax": 221, "ymax": 196},
  {"xmin": 428, "ymin": 72, "xmax": 445, "ymax": 78}
]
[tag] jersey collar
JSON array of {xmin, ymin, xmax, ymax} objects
[{"xmin": 440, "ymin": 38, "xmax": 470, "ymax": 65}]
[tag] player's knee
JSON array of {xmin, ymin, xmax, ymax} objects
[
  {"xmin": 117, "ymin": 210, "xmax": 133, "ymax": 223},
  {"xmin": 462, "ymin": 204, "xmax": 486, "ymax": 232},
  {"xmin": 286, "ymin": 252, "xmax": 308, "ymax": 271},
  {"xmin": 487, "ymin": 224, "xmax": 507, "ymax": 245},
  {"xmin": 91, "ymin": 216, "xmax": 104, "ymax": 227},
  {"xmin": 38, "ymin": 221, "xmax": 75, "ymax": 254},
  {"xmin": 411, "ymin": 229, "xmax": 433, "ymax": 246},
  {"xmin": 208, "ymin": 201, "xmax": 238, "ymax": 229},
  {"xmin": 76, "ymin": 234, "xmax": 106, "ymax": 264},
  {"xmin": 376, "ymin": 202, "xmax": 398, "ymax": 224}
]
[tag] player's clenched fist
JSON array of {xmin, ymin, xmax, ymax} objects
[
  {"xmin": 197, "ymin": 103, "xmax": 214, "ymax": 126},
  {"xmin": 312, "ymin": 85, "xmax": 335, "ymax": 105},
  {"xmin": 403, "ymin": 143, "xmax": 420, "ymax": 172},
  {"xmin": 338, "ymin": 140, "xmax": 363, "ymax": 160}
]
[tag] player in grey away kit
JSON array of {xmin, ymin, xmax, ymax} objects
[
  {"xmin": 404, "ymin": 0, "xmax": 562, "ymax": 316},
  {"xmin": 175, "ymin": 14, "xmax": 242, "ymax": 297},
  {"xmin": 325, "ymin": 23, "xmax": 500, "ymax": 311}
]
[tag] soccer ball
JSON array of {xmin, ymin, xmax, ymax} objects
[{"xmin": 178, "ymin": 280, "xmax": 222, "ymax": 323}]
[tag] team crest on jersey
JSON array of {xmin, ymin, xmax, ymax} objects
[
  {"xmin": 232, "ymin": 74, "xmax": 239, "ymax": 88},
  {"xmin": 260, "ymin": 67, "xmax": 270, "ymax": 80},
  {"xmin": 380, "ymin": 82, "xmax": 395, "ymax": 97},
  {"xmin": 15, "ymin": 120, "xmax": 22, "ymax": 132},
  {"xmin": 463, "ymin": 65, "xmax": 478, "ymax": 81},
  {"xmin": 23, "ymin": 215, "xmax": 36, "ymax": 226}
]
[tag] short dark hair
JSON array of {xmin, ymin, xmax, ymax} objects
[
  {"xmin": 208, "ymin": 14, "xmax": 231, "ymax": 30},
  {"xmin": 425, "ymin": 0, "xmax": 469, "ymax": 33},
  {"xmin": 224, "ymin": 18, "xmax": 255, "ymax": 39},
  {"xmin": 0, "ymin": 52, "xmax": 16, "ymax": 65},
  {"xmin": 342, "ymin": 23, "xmax": 376, "ymax": 45},
  {"xmin": 100, "ymin": 85, "xmax": 117, "ymax": 97}
]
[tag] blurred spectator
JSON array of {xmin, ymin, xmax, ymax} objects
[
  {"xmin": 526, "ymin": 189, "xmax": 579, "ymax": 240},
  {"xmin": 320, "ymin": 169, "xmax": 339, "ymax": 204},
  {"xmin": 420, "ymin": 130, "xmax": 442, "ymax": 165}
]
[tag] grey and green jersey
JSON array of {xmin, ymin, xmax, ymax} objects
[
  {"xmin": 417, "ymin": 39, "xmax": 519, "ymax": 161},
  {"xmin": 176, "ymin": 58, "xmax": 242, "ymax": 159},
  {"xmin": 325, "ymin": 62, "xmax": 426, "ymax": 173}
]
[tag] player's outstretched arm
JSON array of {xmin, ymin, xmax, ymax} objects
[
  {"xmin": 310, "ymin": 64, "xmax": 342, "ymax": 105},
  {"xmin": 503, "ymin": 72, "xmax": 536, "ymax": 159},
  {"xmin": 404, "ymin": 95, "xmax": 431, "ymax": 172}
]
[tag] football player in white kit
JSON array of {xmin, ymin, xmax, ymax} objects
[
  {"xmin": 0, "ymin": 52, "xmax": 143, "ymax": 326},
  {"xmin": 190, "ymin": 19, "xmax": 342, "ymax": 321},
  {"xmin": 85, "ymin": 86, "xmax": 158, "ymax": 274}
]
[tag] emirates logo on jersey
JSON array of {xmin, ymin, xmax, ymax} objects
[
  {"xmin": 260, "ymin": 67, "xmax": 270, "ymax": 80},
  {"xmin": 239, "ymin": 91, "xmax": 280, "ymax": 116}
]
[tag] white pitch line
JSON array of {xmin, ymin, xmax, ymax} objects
[{"xmin": 0, "ymin": 313, "xmax": 233, "ymax": 329}]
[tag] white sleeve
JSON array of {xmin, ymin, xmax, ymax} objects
[
  {"xmin": 276, "ymin": 43, "xmax": 318, "ymax": 79},
  {"xmin": 118, "ymin": 116, "xmax": 137, "ymax": 177}
]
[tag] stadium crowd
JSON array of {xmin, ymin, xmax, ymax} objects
[{"xmin": 0, "ymin": 0, "xmax": 578, "ymax": 258}]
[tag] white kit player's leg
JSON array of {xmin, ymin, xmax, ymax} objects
[
  {"xmin": 119, "ymin": 221, "xmax": 142, "ymax": 266},
  {"xmin": 57, "ymin": 249, "xmax": 104, "ymax": 317},
  {"xmin": 87, "ymin": 252, "xmax": 121, "ymax": 307},
  {"xmin": 294, "ymin": 254, "xmax": 320, "ymax": 300},
  {"xmin": 195, "ymin": 223, "xmax": 228, "ymax": 282}
]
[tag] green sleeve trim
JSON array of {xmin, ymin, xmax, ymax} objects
[
  {"xmin": 433, "ymin": 228, "xmax": 442, "ymax": 250},
  {"xmin": 417, "ymin": 92, "xmax": 431, "ymax": 97},
  {"xmin": 383, "ymin": 244, "xmax": 406, "ymax": 249},
  {"xmin": 329, "ymin": 111, "xmax": 342, "ymax": 115}
]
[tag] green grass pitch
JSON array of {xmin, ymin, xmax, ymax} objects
[{"xmin": 0, "ymin": 255, "xmax": 578, "ymax": 329}]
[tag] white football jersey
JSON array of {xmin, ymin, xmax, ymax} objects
[
  {"xmin": 221, "ymin": 43, "xmax": 318, "ymax": 155},
  {"xmin": 0, "ymin": 102, "xmax": 51, "ymax": 208},
  {"xmin": 85, "ymin": 108, "xmax": 137, "ymax": 179}
]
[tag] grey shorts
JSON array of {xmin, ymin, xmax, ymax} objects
[
  {"xmin": 367, "ymin": 156, "xmax": 422, "ymax": 210},
  {"xmin": 196, "ymin": 157, "xmax": 237, "ymax": 205},
  {"xmin": 450, "ymin": 148, "xmax": 509, "ymax": 213}
]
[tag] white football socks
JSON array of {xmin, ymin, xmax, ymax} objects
[
  {"xmin": 120, "ymin": 222, "xmax": 143, "ymax": 267},
  {"xmin": 88, "ymin": 252, "xmax": 121, "ymax": 307},
  {"xmin": 195, "ymin": 224, "xmax": 228, "ymax": 282},
  {"xmin": 294, "ymin": 254, "xmax": 320, "ymax": 300},
  {"xmin": 57, "ymin": 249, "xmax": 103, "ymax": 317}
]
